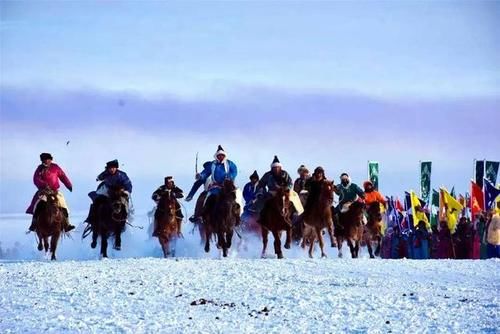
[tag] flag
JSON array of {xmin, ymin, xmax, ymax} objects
[
  {"xmin": 420, "ymin": 161, "xmax": 432, "ymax": 202},
  {"xmin": 475, "ymin": 160, "xmax": 485, "ymax": 189},
  {"xmin": 410, "ymin": 191, "xmax": 430, "ymax": 230},
  {"xmin": 483, "ymin": 178, "xmax": 500, "ymax": 211},
  {"xmin": 450, "ymin": 186, "xmax": 456, "ymax": 198},
  {"xmin": 441, "ymin": 188, "xmax": 463, "ymax": 233},
  {"xmin": 368, "ymin": 161, "xmax": 379, "ymax": 190},
  {"xmin": 470, "ymin": 181, "xmax": 484, "ymax": 218},
  {"xmin": 485, "ymin": 161, "xmax": 499, "ymax": 185},
  {"xmin": 430, "ymin": 189, "xmax": 439, "ymax": 227}
]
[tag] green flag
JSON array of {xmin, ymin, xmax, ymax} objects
[
  {"xmin": 420, "ymin": 161, "xmax": 432, "ymax": 202},
  {"xmin": 368, "ymin": 161, "xmax": 379, "ymax": 190},
  {"xmin": 430, "ymin": 189, "xmax": 439, "ymax": 228},
  {"xmin": 485, "ymin": 161, "xmax": 499, "ymax": 185}
]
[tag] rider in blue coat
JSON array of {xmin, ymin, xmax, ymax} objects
[{"xmin": 243, "ymin": 170, "xmax": 259, "ymax": 213}]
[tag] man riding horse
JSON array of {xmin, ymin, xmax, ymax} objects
[
  {"xmin": 186, "ymin": 145, "xmax": 238, "ymax": 223},
  {"xmin": 84, "ymin": 159, "xmax": 133, "ymax": 248},
  {"xmin": 363, "ymin": 180, "xmax": 386, "ymax": 210},
  {"xmin": 151, "ymin": 176, "xmax": 184, "ymax": 237},
  {"xmin": 333, "ymin": 172, "xmax": 365, "ymax": 215},
  {"xmin": 242, "ymin": 170, "xmax": 259, "ymax": 215},
  {"xmin": 26, "ymin": 153, "xmax": 74, "ymax": 233}
]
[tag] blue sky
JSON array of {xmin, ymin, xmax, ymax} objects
[{"xmin": 0, "ymin": 1, "xmax": 499, "ymax": 213}]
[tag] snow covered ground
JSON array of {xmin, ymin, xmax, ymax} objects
[{"xmin": 0, "ymin": 214, "xmax": 499, "ymax": 333}]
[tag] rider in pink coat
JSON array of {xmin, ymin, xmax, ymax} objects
[{"xmin": 26, "ymin": 153, "xmax": 74, "ymax": 232}]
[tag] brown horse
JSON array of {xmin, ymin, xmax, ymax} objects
[
  {"xmin": 335, "ymin": 201, "xmax": 365, "ymax": 258},
  {"xmin": 202, "ymin": 179, "xmax": 240, "ymax": 257},
  {"xmin": 259, "ymin": 186, "xmax": 293, "ymax": 259},
  {"xmin": 35, "ymin": 189, "xmax": 63, "ymax": 260},
  {"xmin": 301, "ymin": 180, "xmax": 336, "ymax": 258},
  {"xmin": 363, "ymin": 202, "xmax": 383, "ymax": 258},
  {"xmin": 154, "ymin": 190, "xmax": 181, "ymax": 257},
  {"xmin": 89, "ymin": 187, "xmax": 128, "ymax": 258}
]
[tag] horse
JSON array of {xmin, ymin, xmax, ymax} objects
[
  {"xmin": 335, "ymin": 201, "xmax": 366, "ymax": 258},
  {"xmin": 363, "ymin": 202, "xmax": 383, "ymax": 258},
  {"xmin": 301, "ymin": 180, "xmax": 336, "ymax": 258},
  {"xmin": 35, "ymin": 189, "xmax": 63, "ymax": 260},
  {"xmin": 88, "ymin": 187, "xmax": 128, "ymax": 258},
  {"xmin": 202, "ymin": 179, "xmax": 240, "ymax": 257},
  {"xmin": 154, "ymin": 190, "xmax": 181, "ymax": 257},
  {"xmin": 259, "ymin": 186, "xmax": 294, "ymax": 259}
]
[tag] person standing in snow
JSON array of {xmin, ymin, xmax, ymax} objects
[
  {"xmin": 26, "ymin": 153, "xmax": 74, "ymax": 233},
  {"xmin": 486, "ymin": 204, "xmax": 500, "ymax": 258}
]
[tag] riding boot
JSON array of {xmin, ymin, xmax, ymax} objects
[
  {"xmin": 84, "ymin": 204, "xmax": 95, "ymax": 224},
  {"xmin": 28, "ymin": 216, "xmax": 37, "ymax": 232},
  {"xmin": 62, "ymin": 208, "xmax": 75, "ymax": 232}
]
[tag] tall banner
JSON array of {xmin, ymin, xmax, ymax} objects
[
  {"xmin": 485, "ymin": 160, "xmax": 499, "ymax": 185},
  {"xmin": 420, "ymin": 161, "xmax": 432, "ymax": 202},
  {"xmin": 430, "ymin": 189, "xmax": 440, "ymax": 228},
  {"xmin": 368, "ymin": 161, "xmax": 379, "ymax": 190},
  {"xmin": 475, "ymin": 160, "xmax": 485, "ymax": 189}
]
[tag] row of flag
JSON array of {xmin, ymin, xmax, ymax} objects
[{"xmin": 368, "ymin": 160, "xmax": 500, "ymax": 234}]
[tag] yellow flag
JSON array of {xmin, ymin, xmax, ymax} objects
[
  {"xmin": 441, "ymin": 188, "xmax": 463, "ymax": 233},
  {"xmin": 410, "ymin": 191, "xmax": 430, "ymax": 230},
  {"xmin": 496, "ymin": 185, "xmax": 500, "ymax": 214}
]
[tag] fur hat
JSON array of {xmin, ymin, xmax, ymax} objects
[
  {"xmin": 214, "ymin": 145, "xmax": 227, "ymax": 159},
  {"xmin": 340, "ymin": 172, "xmax": 349, "ymax": 178},
  {"xmin": 363, "ymin": 180, "xmax": 373, "ymax": 189},
  {"xmin": 40, "ymin": 153, "xmax": 53, "ymax": 162},
  {"xmin": 271, "ymin": 155, "xmax": 282, "ymax": 168},
  {"xmin": 165, "ymin": 176, "xmax": 174, "ymax": 184},
  {"xmin": 297, "ymin": 165, "xmax": 309, "ymax": 174},
  {"xmin": 249, "ymin": 170, "xmax": 259, "ymax": 180},
  {"xmin": 106, "ymin": 159, "xmax": 119, "ymax": 169},
  {"xmin": 314, "ymin": 166, "xmax": 325, "ymax": 175}
]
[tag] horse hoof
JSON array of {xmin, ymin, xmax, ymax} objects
[
  {"xmin": 114, "ymin": 246, "xmax": 121, "ymax": 251},
  {"xmin": 338, "ymin": 253, "xmax": 343, "ymax": 258},
  {"xmin": 37, "ymin": 244, "xmax": 43, "ymax": 251},
  {"xmin": 370, "ymin": 255, "xmax": 375, "ymax": 259},
  {"xmin": 321, "ymin": 253, "xmax": 327, "ymax": 258},
  {"xmin": 51, "ymin": 256, "xmax": 56, "ymax": 261},
  {"xmin": 204, "ymin": 246, "xmax": 210, "ymax": 253},
  {"xmin": 91, "ymin": 241, "xmax": 97, "ymax": 249},
  {"xmin": 308, "ymin": 254, "xmax": 313, "ymax": 259},
  {"xmin": 331, "ymin": 243, "xmax": 336, "ymax": 248},
  {"xmin": 277, "ymin": 253, "xmax": 284, "ymax": 259},
  {"xmin": 284, "ymin": 243, "xmax": 291, "ymax": 249}
]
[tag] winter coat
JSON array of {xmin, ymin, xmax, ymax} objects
[
  {"xmin": 413, "ymin": 227, "xmax": 430, "ymax": 259},
  {"xmin": 257, "ymin": 170, "xmax": 293, "ymax": 194},
  {"xmin": 199, "ymin": 159, "xmax": 237, "ymax": 185},
  {"xmin": 364, "ymin": 190, "xmax": 386, "ymax": 207},
  {"xmin": 243, "ymin": 182, "xmax": 258, "ymax": 205},
  {"xmin": 152, "ymin": 185, "xmax": 184, "ymax": 202},
  {"xmin": 33, "ymin": 163, "xmax": 72, "ymax": 191},
  {"xmin": 97, "ymin": 170, "xmax": 132, "ymax": 193},
  {"xmin": 293, "ymin": 176, "xmax": 310, "ymax": 194},
  {"xmin": 437, "ymin": 226, "xmax": 454, "ymax": 259},
  {"xmin": 334, "ymin": 182, "xmax": 365, "ymax": 206}
]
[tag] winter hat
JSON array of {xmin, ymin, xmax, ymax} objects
[
  {"xmin": 214, "ymin": 145, "xmax": 227, "ymax": 159},
  {"xmin": 314, "ymin": 166, "xmax": 325, "ymax": 175},
  {"xmin": 249, "ymin": 170, "xmax": 259, "ymax": 180},
  {"xmin": 363, "ymin": 180, "xmax": 373, "ymax": 188},
  {"xmin": 40, "ymin": 153, "xmax": 53, "ymax": 162},
  {"xmin": 165, "ymin": 176, "xmax": 174, "ymax": 184},
  {"xmin": 271, "ymin": 155, "xmax": 282, "ymax": 168},
  {"xmin": 340, "ymin": 172, "xmax": 349, "ymax": 178},
  {"xmin": 297, "ymin": 165, "xmax": 309, "ymax": 174},
  {"xmin": 106, "ymin": 159, "xmax": 119, "ymax": 169}
]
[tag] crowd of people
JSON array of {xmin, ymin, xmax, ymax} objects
[{"xmin": 25, "ymin": 146, "xmax": 500, "ymax": 259}]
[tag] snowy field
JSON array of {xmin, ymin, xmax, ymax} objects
[{"xmin": 0, "ymin": 214, "xmax": 499, "ymax": 333}]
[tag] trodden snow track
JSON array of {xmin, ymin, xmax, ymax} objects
[{"xmin": 0, "ymin": 258, "xmax": 498, "ymax": 333}]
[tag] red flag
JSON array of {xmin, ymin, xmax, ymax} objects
[
  {"xmin": 395, "ymin": 198, "xmax": 404, "ymax": 212},
  {"xmin": 470, "ymin": 181, "xmax": 484, "ymax": 218}
]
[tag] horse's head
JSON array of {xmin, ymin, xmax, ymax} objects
[
  {"xmin": 321, "ymin": 180, "xmax": 334, "ymax": 202},
  {"xmin": 349, "ymin": 201, "xmax": 366, "ymax": 222},
  {"xmin": 158, "ymin": 190, "xmax": 177, "ymax": 214},
  {"xmin": 107, "ymin": 186, "xmax": 127, "ymax": 217},
  {"xmin": 222, "ymin": 179, "xmax": 236, "ymax": 194}
]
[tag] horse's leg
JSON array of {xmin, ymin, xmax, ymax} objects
[
  {"xmin": 50, "ymin": 233, "xmax": 59, "ymax": 261},
  {"xmin": 220, "ymin": 231, "xmax": 228, "ymax": 257},
  {"xmin": 355, "ymin": 240, "xmax": 360, "ymax": 258},
  {"xmin": 308, "ymin": 229, "xmax": 315, "ymax": 258},
  {"xmin": 347, "ymin": 238, "xmax": 356, "ymax": 259},
  {"xmin": 337, "ymin": 237, "xmax": 343, "ymax": 258},
  {"xmin": 43, "ymin": 236, "xmax": 49, "ymax": 253},
  {"xmin": 365, "ymin": 234, "xmax": 374, "ymax": 258},
  {"xmin": 317, "ymin": 226, "xmax": 327, "ymax": 258},
  {"xmin": 204, "ymin": 224, "xmax": 211, "ymax": 253},
  {"xmin": 327, "ymin": 222, "xmax": 336, "ymax": 248},
  {"xmin": 159, "ymin": 236, "xmax": 167, "ymax": 258},
  {"xmin": 273, "ymin": 230, "xmax": 283, "ymax": 259},
  {"xmin": 37, "ymin": 231, "xmax": 43, "ymax": 251},
  {"xmin": 374, "ymin": 236, "xmax": 382, "ymax": 257},
  {"xmin": 261, "ymin": 227, "xmax": 268, "ymax": 258},
  {"xmin": 101, "ymin": 230, "xmax": 108, "ymax": 258},
  {"xmin": 227, "ymin": 230, "xmax": 234, "ymax": 250},
  {"xmin": 284, "ymin": 225, "xmax": 292, "ymax": 249},
  {"xmin": 114, "ymin": 223, "xmax": 123, "ymax": 251}
]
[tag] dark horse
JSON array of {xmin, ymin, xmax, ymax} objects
[
  {"xmin": 202, "ymin": 179, "xmax": 240, "ymax": 257},
  {"xmin": 301, "ymin": 180, "xmax": 336, "ymax": 258},
  {"xmin": 35, "ymin": 189, "xmax": 63, "ymax": 260},
  {"xmin": 85, "ymin": 187, "xmax": 128, "ymax": 258},
  {"xmin": 259, "ymin": 186, "xmax": 294, "ymax": 259},
  {"xmin": 154, "ymin": 190, "xmax": 181, "ymax": 257},
  {"xmin": 363, "ymin": 202, "xmax": 383, "ymax": 258},
  {"xmin": 335, "ymin": 201, "xmax": 366, "ymax": 258}
]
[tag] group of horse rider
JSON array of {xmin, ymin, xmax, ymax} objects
[{"xmin": 26, "ymin": 145, "xmax": 388, "ymax": 237}]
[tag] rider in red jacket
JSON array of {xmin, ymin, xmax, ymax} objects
[{"xmin": 26, "ymin": 153, "xmax": 74, "ymax": 232}]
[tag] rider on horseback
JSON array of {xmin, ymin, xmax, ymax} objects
[
  {"xmin": 85, "ymin": 159, "xmax": 133, "ymax": 225},
  {"xmin": 152, "ymin": 176, "xmax": 184, "ymax": 237},
  {"xmin": 27, "ymin": 153, "xmax": 74, "ymax": 232},
  {"xmin": 303, "ymin": 166, "xmax": 329, "ymax": 215},
  {"xmin": 243, "ymin": 170, "xmax": 259, "ymax": 214},
  {"xmin": 333, "ymin": 173, "xmax": 365, "ymax": 215},
  {"xmin": 186, "ymin": 145, "xmax": 238, "ymax": 223},
  {"xmin": 363, "ymin": 180, "xmax": 386, "ymax": 209},
  {"xmin": 293, "ymin": 165, "xmax": 310, "ymax": 194}
]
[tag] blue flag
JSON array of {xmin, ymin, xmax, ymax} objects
[{"xmin": 484, "ymin": 178, "xmax": 500, "ymax": 211}]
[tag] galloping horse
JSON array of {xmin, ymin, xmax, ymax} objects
[
  {"xmin": 87, "ymin": 186, "xmax": 128, "ymax": 258},
  {"xmin": 335, "ymin": 201, "xmax": 365, "ymax": 258},
  {"xmin": 302, "ymin": 180, "xmax": 336, "ymax": 258},
  {"xmin": 154, "ymin": 190, "xmax": 181, "ymax": 257},
  {"xmin": 35, "ymin": 189, "xmax": 63, "ymax": 260},
  {"xmin": 363, "ymin": 202, "xmax": 384, "ymax": 258},
  {"xmin": 259, "ymin": 186, "xmax": 294, "ymax": 259},
  {"xmin": 202, "ymin": 179, "xmax": 240, "ymax": 257}
]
